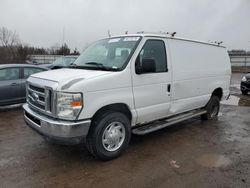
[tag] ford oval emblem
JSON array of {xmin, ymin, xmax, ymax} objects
[{"xmin": 31, "ymin": 92, "xmax": 39, "ymax": 102}]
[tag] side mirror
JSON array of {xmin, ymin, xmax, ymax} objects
[{"xmin": 136, "ymin": 58, "xmax": 156, "ymax": 74}]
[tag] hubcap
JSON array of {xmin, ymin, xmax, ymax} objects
[{"xmin": 102, "ymin": 122, "xmax": 126, "ymax": 152}]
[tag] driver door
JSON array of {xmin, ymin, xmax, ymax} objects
[
  {"xmin": 0, "ymin": 67, "xmax": 22, "ymax": 105},
  {"xmin": 132, "ymin": 38, "xmax": 172, "ymax": 124}
]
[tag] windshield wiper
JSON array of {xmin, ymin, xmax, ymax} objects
[
  {"xmin": 70, "ymin": 64, "xmax": 80, "ymax": 68},
  {"xmin": 70, "ymin": 63, "xmax": 118, "ymax": 71},
  {"xmin": 69, "ymin": 64, "xmax": 89, "ymax": 69},
  {"xmin": 85, "ymin": 62, "xmax": 107, "ymax": 68},
  {"xmin": 85, "ymin": 62, "xmax": 103, "ymax": 65},
  {"xmin": 85, "ymin": 62, "xmax": 118, "ymax": 71}
]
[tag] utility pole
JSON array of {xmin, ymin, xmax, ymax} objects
[
  {"xmin": 62, "ymin": 27, "xmax": 65, "ymax": 56},
  {"xmin": 62, "ymin": 27, "xmax": 65, "ymax": 45}
]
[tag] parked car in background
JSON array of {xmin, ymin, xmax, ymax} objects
[
  {"xmin": 0, "ymin": 64, "xmax": 48, "ymax": 106},
  {"xmin": 241, "ymin": 73, "xmax": 250, "ymax": 95},
  {"xmin": 39, "ymin": 56, "xmax": 78, "ymax": 69}
]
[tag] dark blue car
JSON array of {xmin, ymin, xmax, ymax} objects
[
  {"xmin": 241, "ymin": 73, "xmax": 250, "ymax": 95},
  {"xmin": 0, "ymin": 64, "xmax": 47, "ymax": 106}
]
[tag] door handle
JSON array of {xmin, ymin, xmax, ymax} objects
[
  {"xmin": 10, "ymin": 83, "xmax": 17, "ymax": 86},
  {"xmin": 167, "ymin": 84, "xmax": 171, "ymax": 92}
]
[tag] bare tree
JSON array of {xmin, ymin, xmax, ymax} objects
[
  {"xmin": 0, "ymin": 27, "xmax": 20, "ymax": 47},
  {"xmin": 57, "ymin": 43, "xmax": 70, "ymax": 55},
  {"xmin": 0, "ymin": 27, "xmax": 77, "ymax": 64},
  {"xmin": 48, "ymin": 43, "xmax": 60, "ymax": 55}
]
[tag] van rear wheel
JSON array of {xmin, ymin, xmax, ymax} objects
[
  {"xmin": 201, "ymin": 95, "xmax": 220, "ymax": 120},
  {"xmin": 86, "ymin": 111, "xmax": 131, "ymax": 161}
]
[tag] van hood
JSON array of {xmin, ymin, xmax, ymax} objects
[{"xmin": 31, "ymin": 68, "xmax": 112, "ymax": 83}]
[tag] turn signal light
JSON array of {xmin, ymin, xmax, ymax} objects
[{"xmin": 70, "ymin": 101, "xmax": 82, "ymax": 107}]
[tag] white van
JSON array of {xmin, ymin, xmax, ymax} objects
[{"xmin": 23, "ymin": 33, "xmax": 231, "ymax": 160}]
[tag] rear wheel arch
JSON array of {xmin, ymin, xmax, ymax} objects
[
  {"xmin": 212, "ymin": 87, "xmax": 223, "ymax": 101},
  {"xmin": 202, "ymin": 95, "xmax": 220, "ymax": 120}
]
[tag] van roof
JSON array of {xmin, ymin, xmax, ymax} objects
[{"xmin": 107, "ymin": 33, "xmax": 226, "ymax": 48}]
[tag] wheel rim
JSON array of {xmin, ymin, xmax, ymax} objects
[
  {"xmin": 102, "ymin": 121, "xmax": 126, "ymax": 152},
  {"xmin": 210, "ymin": 103, "xmax": 219, "ymax": 118}
]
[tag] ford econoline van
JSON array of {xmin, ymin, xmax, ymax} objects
[{"xmin": 23, "ymin": 33, "xmax": 231, "ymax": 160}]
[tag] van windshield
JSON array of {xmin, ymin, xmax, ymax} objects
[{"xmin": 72, "ymin": 36, "xmax": 141, "ymax": 71}]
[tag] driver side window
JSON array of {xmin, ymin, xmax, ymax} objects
[
  {"xmin": 136, "ymin": 40, "xmax": 168, "ymax": 73},
  {"xmin": 0, "ymin": 68, "xmax": 20, "ymax": 81},
  {"xmin": 23, "ymin": 68, "xmax": 44, "ymax": 79}
]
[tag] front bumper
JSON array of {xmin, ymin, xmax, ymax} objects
[
  {"xmin": 241, "ymin": 81, "xmax": 250, "ymax": 91},
  {"xmin": 23, "ymin": 103, "xmax": 91, "ymax": 145}
]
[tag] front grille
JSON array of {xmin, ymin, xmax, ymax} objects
[
  {"xmin": 27, "ymin": 83, "xmax": 53, "ymax": 114},
  {"xmin": 29, "ymin": 84, "xmax": 45, "ymax": 93}
]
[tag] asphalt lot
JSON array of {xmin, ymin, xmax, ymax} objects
[{"xmin": 0, "ymin": 73, "xmax": 250, "ymax": 188}]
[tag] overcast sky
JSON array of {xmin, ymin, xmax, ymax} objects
[{"xmin": 0, "ymin": 0, "xmax": 250, "ymax": 51}]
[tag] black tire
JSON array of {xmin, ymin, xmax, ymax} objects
[
  {"xmin": 201, "ymin": 95, "xmax": 220, "ymax": 120},
  {"xmin": 241, "ymin": 90, "xmax": 248, "ymax": 95},
  {"xmin": 86, "ymin": 111, "xmax": 131, "ymax": 161}
]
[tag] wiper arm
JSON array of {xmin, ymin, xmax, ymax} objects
[
  {"xmin": 69, "ymin": 64, "xmax": 88, "ymax": 69},
  {"xmin": 85, "ymin": 62, "xmax": 105, "ymax": 67},
  {"xmin": 70, "ymin": 62, "xmax": 118, "ymax": 71},
  {"xmin": 85, "ymin": 62, "xmax": 117, "ymax": 71}
]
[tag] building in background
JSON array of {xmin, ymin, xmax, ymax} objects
[
  {"xmin": 228, "ymin": 50, "xmax": 250, "ymax": 72},
  {"xmin": 27, "ymin": 55, "xmax": 62, "ymax": 64},
  {"xmin": 228, "ymin": 50, "xmax": 250, "ymax": 67}
]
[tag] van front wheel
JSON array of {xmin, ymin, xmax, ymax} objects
[
  {"xmin": 86, "ymin": 111, "xmax": 131, "ymax": 161},
  {"xmin": 201, "ymin": 96, "xmax": 220, "ymax": 120}
]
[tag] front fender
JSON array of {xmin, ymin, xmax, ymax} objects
[{"xmin": 79, "ymin": 87, "xmax": 137, "ymax": 125}]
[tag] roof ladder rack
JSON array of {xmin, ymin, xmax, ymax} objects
[{"xmin": 136, "ymin": 31, "xmax": 177, "ymax": 37}]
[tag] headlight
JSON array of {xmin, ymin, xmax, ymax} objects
[
  {"xmin": 56, "ymin": 92, "xmax": 83, "ymax": 120},
  {"xmin": 242, "ymin": 76, "xmax": 247, "ymax": 82}
]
